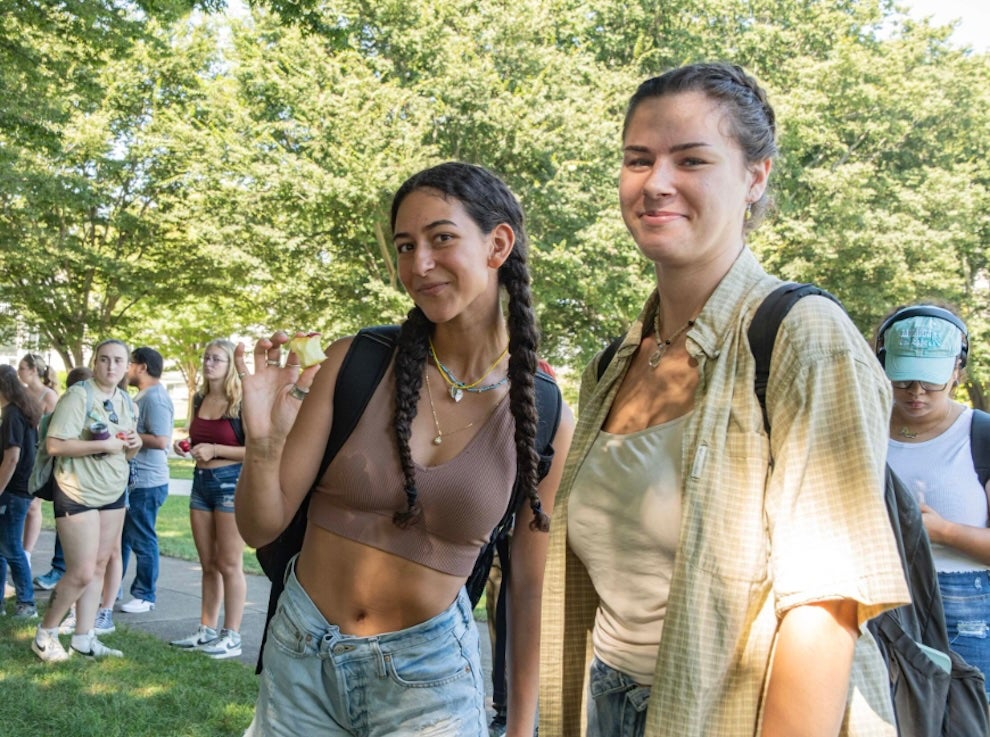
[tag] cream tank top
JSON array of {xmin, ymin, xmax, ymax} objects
[{"xmin": 568, "ymin": 413, "xmax": 688, "ymax": 685}]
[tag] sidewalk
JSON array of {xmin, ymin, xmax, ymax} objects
[{"xmin": 31, "ymin": 525, "xmax": 494, "ymax": 695}]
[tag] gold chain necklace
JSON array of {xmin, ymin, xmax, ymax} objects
[
  {"xmin": 425, "ymin": 371, "xmax": 478, "ymax": 446},
  {"xmin": 648, "ymin": 310, "xmax": 695, "ymax": 369}
]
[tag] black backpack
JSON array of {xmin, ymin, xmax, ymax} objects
[
  {"xmin": 749, "ymin": 283, "xmax": 989, "ymax": 737},
  {"xmin": 254, "ymin": 325, "xmax": 563, "ymax": 672}
]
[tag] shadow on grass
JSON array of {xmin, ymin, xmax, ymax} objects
[{"xmin": 0, "ymin": 616, "xmax": 256, "ymax": 737}]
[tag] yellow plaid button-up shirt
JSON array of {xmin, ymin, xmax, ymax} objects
[{"xmin": 540, "ymin": 250, "xmax": 909, "ymax": 737}]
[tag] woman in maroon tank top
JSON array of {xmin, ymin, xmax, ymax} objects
[
  {"xmin": 169, "ymin": 338, "xmax": 247, "ymax": 659},
  {"xmin": 234, "ymin": 163, "xmax": 574, "ymax": 737}
]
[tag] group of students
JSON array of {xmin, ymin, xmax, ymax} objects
[
  {"xmin": 3, "ymin": 60, "xmax": 988, "ymax": 737},
  {"xmin": 0, "ymin": 339, "xmax": 252, "ymax": 663}
]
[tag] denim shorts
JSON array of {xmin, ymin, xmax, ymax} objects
[
  {"xmin": 587, "ymin": 657, "xmax": 651, "ymax": 737},
  {"xmin": 940, "ymin": 569, "xmax": 990, "ymax": 696},
  {"xmin": 189, "ymin": 464, "xmax": 242, "ymax": 513},
  {"xmin": 245, "ymin": 557, "xmax": 487, "ymax": 737}
]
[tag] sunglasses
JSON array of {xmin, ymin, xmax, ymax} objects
[
  {"xmin": 103, "ymin": 399, "xmax": 119, "ymax": 424},
  {"xmin": 891, "ymin": 380, "xmax": 949, "ymax": 392}
]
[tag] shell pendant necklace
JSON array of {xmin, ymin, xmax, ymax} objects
[
  {"xmin": 649, "ymin": 310, "xmax": 695, "ymax": 369},
  {"xmin": 429, "ymin": 338, "xmax": 508, "ymax": 402}
]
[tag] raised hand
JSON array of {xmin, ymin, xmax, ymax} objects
[{"xmin": 234, "ymin": 330, "xmax": 324, "ymax": 447}]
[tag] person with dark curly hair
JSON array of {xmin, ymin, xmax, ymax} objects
[{"xmin": 235, "ymin": 162, "xmax": 573, "ymax": 736}]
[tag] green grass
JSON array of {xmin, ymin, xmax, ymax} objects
[{"xmin": 0, "ymin": 616, "xmax": 256, "ymax": 737}]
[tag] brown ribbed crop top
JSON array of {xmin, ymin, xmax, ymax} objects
[{"xmin": 308, "ymin": 361, "xmax": 517, "ymax": 576}]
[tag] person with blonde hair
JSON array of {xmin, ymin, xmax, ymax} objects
[
  {"xmin": 169, "ymin": 338, "xmax": 247, "ymax": 659},
  {"xmin": 32, "ymin": 339, "xmax": 140, "ymax": 662}
]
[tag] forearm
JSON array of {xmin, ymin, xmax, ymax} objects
[
  {"xmin": 211, "ymin": 443, "xmax": 246, "ymax": 462},
  {"xmin": 931, "ymin": 521, "xmax": 990, "ymax": 567},
  {"xmin": 0, "ymin": 455, "xmax": 17, "ymax": 493},
  {"xmin": 761, "ymin": 600, "xmax": 858, "ymax": 737},
  {"xmin": 234, "ymin": 438, "xmax": 290, "ymax": 547},
  {"xmin": 48, "ymin": 437, "xmax": 109, "ymax": 458},
  {"xmin": 506, "ymin": 583, "xmax": 541, "ymax": 737},
  {"xmin": 139, "ymin": 433, "xmax": 171, "ymax": 450}
]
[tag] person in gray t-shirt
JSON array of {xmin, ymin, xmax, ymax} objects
[{"xmin": 120, "ymin": 347, "xmax": 174, "ymax": 613}]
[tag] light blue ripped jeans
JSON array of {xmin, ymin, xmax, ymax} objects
[
  {"xmin": 940, "ymin": 569, "xmax": 990, "ymax": 698},
  {"xmin": 245, "ymin": 557, "xmax": 487, "ymax": 736},
  {"xmin": 189, "ymin": 463, "xmax": 241, "ymax": 513}
]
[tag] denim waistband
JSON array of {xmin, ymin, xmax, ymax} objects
[
  {"xmin": 280, "ymin": 554, "xmax": 474, "ymax": 664},
  {"xmin": 937, "ymin": 569, "xmax": 990, "ymax": 589}
]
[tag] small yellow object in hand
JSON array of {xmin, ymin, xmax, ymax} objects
[{"xmin": 287, "ymin": 333, "xmax": 327, "ymax": 368}]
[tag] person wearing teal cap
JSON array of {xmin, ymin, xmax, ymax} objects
[{"xmin": 878, "ymin": 304, "xmax": 990, "ymax": 697}]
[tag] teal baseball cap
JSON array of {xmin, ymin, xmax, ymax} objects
[{"xmin": 883, "ymin": 315, "xmax": 963, "ymax": 385}]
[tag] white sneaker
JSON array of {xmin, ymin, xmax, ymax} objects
[
  {"xmin": 58, "ymin": 607, "xmax": 77, "ymax": 635},
  {"xmin": 72, "ymin": 635, "xmax": 123, "ymax": 659},
  {"xmin": 170, "ymin": 624, "xmax": 217, "ymax": 650},
  {"xmin": 32, "ymin": 630, "xmax": 71, "ymax": 663},
  {"xmin": 93, "ymin": 607, "xmax": 115, "ymax": 635},
  {"xmin": 120, "ymin": 598, "xmax": 155, "ymax": 614},
  {"xmin": 199, "ymin": 628, "xmax": 242, "ymax": 660}
]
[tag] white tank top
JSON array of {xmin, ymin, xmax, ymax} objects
[
  {"xmin": 888, "ymin": 408, "xmax": 988, "ymax": 572},
  {"xmin": 568, "ymin": 413, "xmax": 687, "ymax": 685}
]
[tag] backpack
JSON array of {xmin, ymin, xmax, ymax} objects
[
  {"xmin": 254, "ymin": 325, "xmax": 563, "ymax": 672},
  {"xmin": 28, "ymin": 380, "xmax": 136, "ymax": 501},
  {"xmin": 748, "ymin": 282, "xmax": 990, "ymax": 737}
]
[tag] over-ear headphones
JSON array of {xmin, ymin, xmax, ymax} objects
[{"xmin": 875, "ymin": 305, "xmax": 969, "ymax": 369}]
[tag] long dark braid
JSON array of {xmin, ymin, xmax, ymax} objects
[
  {"xmin": 391, "ymin": 306, "xmax": 431, "ymax": 528},
  {"xmin": 388, "ymin": 162, "xmax": 548, "ymax": 531}
]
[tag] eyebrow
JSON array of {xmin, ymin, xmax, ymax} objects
[
  {"xmin": 392, "ymin": 218, "xmax": 458, "ymax": 243},
  {"xmin": 623, "ymin": 142, "xmax": 712, "ymax": 154}
]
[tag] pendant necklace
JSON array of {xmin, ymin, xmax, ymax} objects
[
  {"xmin": 649, "ymin": 310, "xmax": 695, "ymax": 369},
  {"xmin": 425, "ymin": 371, "xmax": 476, "ymax": 445},
  {"xmin": 897, "ymin": 402, "xmax": 952, "ymax": 440},
  {"xmin": 429, "ymin": 338, "xmax": 508, "ymax": 402}
]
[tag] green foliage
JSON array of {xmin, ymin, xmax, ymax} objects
[{"xmin": 1, "ymin": 0, "xmax": 988, "ymax": 402}]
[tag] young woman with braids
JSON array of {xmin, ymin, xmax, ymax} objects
[
  {"xmin": 234, "ymin": 161, "xmax": 573, "ymax": 737},
  {"xmin": 539, "ymin": 63, "xmax": 909, "ymax": 737}
]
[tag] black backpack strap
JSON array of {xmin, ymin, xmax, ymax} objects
[
  {"xmin": 464, "ymin": 368, "xmax": 563, "ymax": 607},
  {"xmin": 492, "ymin": 369, "xmax": 561, "ymax": 540},
  {"xmin": 971, "ymin": 409, "xmax": 990, "ymax": 488},
  {"xmin": 748, "ymin": 282, "xmax": 841, "ymax": 432},
  {"xmin": 255, "ymin": 325, "xmax": 399, "ymax": 673},
  {"xmin": 596, "ymin": 336, "xmax": 624, "ymax": 382}
]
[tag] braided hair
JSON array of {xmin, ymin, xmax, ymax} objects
[
  {"xmin": 624, "ymin": 62, "xmax": 778, "ymax": 233},
  {"xmin": 388, "ymin": 162, "xmax": 549, "ymax": 532}
]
